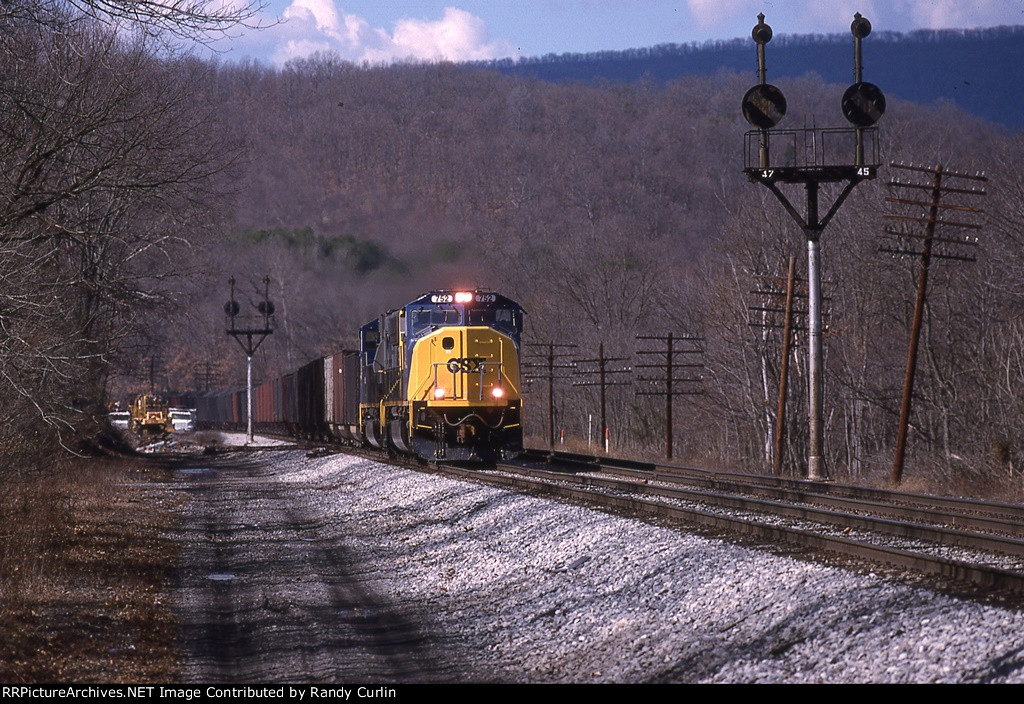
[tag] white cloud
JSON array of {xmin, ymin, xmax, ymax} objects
[
  {"xmin": 388, "ymin": 7, "xmax": 511, "ymax": 61},
  {"xmin": 272, "ymin": 2, "xmax": 517, "ymax": 64},
  {"xmin": 684, "ymin": 0, "xmax": 750, "ymax": 32},
  {"xmin": 282, "ymin": 0, "xmax": 340, "ymax": 33}
]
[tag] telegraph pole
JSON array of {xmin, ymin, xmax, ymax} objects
[
  {"xmin": 747, "ymin": 257, "xmax": 834, "ymax": 475},
  {"xmin": 225, "ymin": 276, "xmax": 275, "ymax": 443},
  {"xmin": 773, "ymin": 257, "xmax": 797, "ymax": 477},
  {"xmin": 573, "ymin": 343, "xmax": 630, "ymax": 452},
  {"xmin": 882, "ymin": 163, "xmax": 986, "ymax": 484},
  {"xmin": 523, "ymin": 342, "xmax": 577, "ymax": 448},
  {"xmin": 635, "ymin": 333, "xmax": 704, "ymax": 459}
]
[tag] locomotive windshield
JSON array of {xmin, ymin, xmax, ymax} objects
[
  {"xmin": 408, "ymin": 304, "xmax": 521, "ymax": 339},
  {"xmin": 467, "ymin": 307, "xmax": 520, "ymax": 337},
  {"xmin": 404, "ymin": 291, "xmax": 524, "ymax": 347},
  {"xmin": 410, "ymin": 307, "xmax": 460, "ymax": 334}
]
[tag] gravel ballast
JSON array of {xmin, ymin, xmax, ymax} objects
[{"xmin": 269, "ymin": 450, "xmax": 1024, "ymax": 683}]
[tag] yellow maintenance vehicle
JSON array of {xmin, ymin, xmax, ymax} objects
[{"xmin": 130, "ymin": 394, "xmax": 173, "ymax": 435}]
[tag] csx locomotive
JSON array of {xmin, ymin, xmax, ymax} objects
[
  {"xmin": 187, "ymin": 290, "xmax": 525, "ymax": 461},
  {"xmin": 360, "ymin": 290, "xmax": 524, "ymax": 460}
]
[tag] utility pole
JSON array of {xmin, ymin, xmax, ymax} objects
[
  {"xmin": 635, "ymin": 333, "xmax": 704, "ymax": 459},
  {"xmin": 741, "ymin": 12, "xmax": 885, "ymax": 480},
  {"xmin": 771, "ymin": 257, "xmax": 797, "ymax": 477},
  {"xmin": 225, "ymin": 276, "xmax": 275, "ymax": 443},
  {"xmin": 523, "ymin": 342, "xmax": 577, "ymax": 448},
  {"xmin": 573, "ymin": 342, "xmax": 630, "ymax": 453},
  {"xmin": 750, "ymin": 256, "xmax": 799, "ymax": 475},
  {"xmin": 882, "ymin": 162, "xmax": 986, "ymax": 484}
]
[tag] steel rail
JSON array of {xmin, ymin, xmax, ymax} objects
[
  {"xmin": 421, "ymin": 461, "xmax": 1024, "ymax": 594},
  {"xmin": 597, "ymin": 466, "xmax": 1024, "ymax": 539},
  {"xmin": 498, "ymin": 463, "xmax": 1024, "ymax": 559},
  {"xmin": 523, "ymin": 448, "xmax": 1024, "ymax": 523}
]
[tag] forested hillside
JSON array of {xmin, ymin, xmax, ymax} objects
[
  {"xmin": 4, "ymin": 3, "xmax": 1024, "ymax": 490},
  {"xmin": 143, "ymin": 54, "xmax": 1024, "ymax": 490}
]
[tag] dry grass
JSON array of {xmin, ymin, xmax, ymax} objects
[{"xmin": 0, "ymin": 456, "xmax": 182, "ymax": 683}]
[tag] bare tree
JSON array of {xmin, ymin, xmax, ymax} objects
[
  {"xmin": 0, "ymin": 8, "xmax": 243, "ymax": 460},
  {"xmin": 2, "ymin": 0, "xmax": 268, "ymax": 41}
]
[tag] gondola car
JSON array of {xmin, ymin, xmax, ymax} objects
[{"xmin": 359, "ymin": 290, "xmax": 524, "ymax": 461}]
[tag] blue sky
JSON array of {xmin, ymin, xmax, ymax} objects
[{"xmin": 207, "ymin": 1, "xmax": 1024, "ymax": 65}]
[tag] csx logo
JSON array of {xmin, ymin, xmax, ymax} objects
[{"xmin": 446, "ymin": 357, "xmax": 485, "ymax": 373}]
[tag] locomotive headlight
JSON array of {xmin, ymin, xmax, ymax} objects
[
  {"xmin": 454, "ymin": 291, "xmax": 473, "ymax": 303},
  {"xmin": 491, "ymin": 387, "xmax": 504, "ymax": 399},
  {"xmin": 434, "ymin": 387, "xmax": 446, "ymax": 400}
]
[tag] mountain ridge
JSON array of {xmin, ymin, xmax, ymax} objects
[{"xmin": 481, "ymin": 24, "xmax": 1024, "ymax": 130}]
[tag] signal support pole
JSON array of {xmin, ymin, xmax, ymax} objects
[
  {"xmin": 225, "ymin": 276, "xmax": 275, "ymax": 443},
  {"xmin": 741, "ymin": 13, "xmax": 885, "ymax": 480}
]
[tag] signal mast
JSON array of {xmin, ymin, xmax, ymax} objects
[
  {"xmin": 740, "ymin": 13, "xmax": 885, "ymax": 479},
  {"xmin": 224, "ymin": 276, "xmax": 275, "ymax": 443}
]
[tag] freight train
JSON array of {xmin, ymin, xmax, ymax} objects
[{"xmin": 182, "ymin": 290, "xmax": 525, "ymax": 461}]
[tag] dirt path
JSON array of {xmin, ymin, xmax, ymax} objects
[{"xmin": 168, "ymin": 451, "xmax": 448, "ymax": 683}]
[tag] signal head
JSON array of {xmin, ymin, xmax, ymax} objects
[
  {"xmin": 851, "ymin": 13, "xmax": 872, "ymax": 39},
  {"xmin": 752, "ymin": 13, "xmax": 773, "ymax": 44},
  {"xmin": 841, "ymin": 81, "xmax": 886, "ymax": 126},
  {"xmin": 742, "ymin": 83, "xmax": 787, "ymax": 128}
]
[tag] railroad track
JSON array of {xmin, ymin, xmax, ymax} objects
[
  {"xmin": 206, "ymin": 437, "xmax": 1024, "ymax": 597},
  {"xmin": 530, "ymin": 449, "xmax": 1024, "ymax": 537},
  {"xmin": 420, "ymin": 448, "xmax": 1024, "ymax": 596}
]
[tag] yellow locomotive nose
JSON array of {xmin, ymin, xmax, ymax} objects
[
  {"xmin": 410, "ymin": 326, "xmax": 521, "ymax": 405},
  {"xmin": 400, "ymin": 324, "xmax": 522, "ymax": 460}
]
